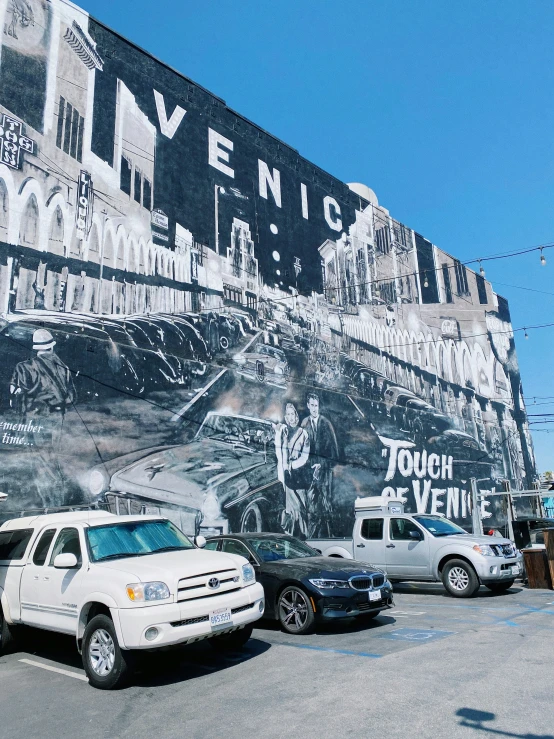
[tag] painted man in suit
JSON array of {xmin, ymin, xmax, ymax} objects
[{"xmin": 301, "ymin": 392, "xmax": 339, "ymax": 537}]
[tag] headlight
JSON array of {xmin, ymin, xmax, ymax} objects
[
  {"xmin": 89, "ymin": 468, "xmax": 109, "ymax": 496},
  {"xmin": 274, "ymin": 365, "xmax": 284, "ymax": 374},
  {"xmin": 201, "ymin": 489, "xmax": 222, "ymax": 523},
  {"xmin": 242, "ymin": 563, "xmax": 255, "ymax": 583},
  {"xmin": 126, "ymin": 582, "xmax": 171, "ymax": 602},
  {"xmin": 309, "ymin": 579, "xmax": 350, "ymax": 589},
  {"xmin": 473, "ymin": 544, "xmax": 496, "ymax": 557}
]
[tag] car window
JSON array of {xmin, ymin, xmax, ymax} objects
[
  {"xmin": 204, "ymin": 540, "xmax": 220, "ymax": 551},
  {"xmin": 0, "ymin": 529, "xmax": 33, "ymax": 561},
  {"xmin": 49, "ymin": 528, "xmax": 82, "ymax": 566},
  {"xmin": 390, "ymin": 518, "xmax": 422, "ymax": 541},
  {"xmin": 33, "ymin": 529, "xmax": 56, "ymax": 566},
  {"xmin": 361, "ymin": 518, "xmax": 383, "ymax": 540},
  {"xmin": 221, "ymin": 539, "xmax": 252, "ymax": 559}
]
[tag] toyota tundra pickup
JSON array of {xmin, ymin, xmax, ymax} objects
[
  {"xmin": 0, "ymin": 511, "xmax": 264, "ymax": 689},
  {"xmin": 307, "ymin": 497, "xmax": 523, "ymax": 598}
]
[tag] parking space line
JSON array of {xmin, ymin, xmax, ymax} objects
[
  {"xmin": 19, "ymin": 659, "xmax": 88, "ymax": 682},
  {"xmin": 277, "ymin": 642, "xmax": 382, "ymax": 659}
]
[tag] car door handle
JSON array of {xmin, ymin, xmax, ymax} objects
[
  {"xmin": 386, "ymin": 544, "xmax": 395, "ymax": 549},
  {"xmin": 356, "ymin": 544, "xmax": 365, "ymax": 548}
]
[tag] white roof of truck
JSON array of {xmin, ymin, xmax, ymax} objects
[
  {"xmin": 0, "ymin": 511, "xmax": 170, "ymax": 531},
  {"xmin": 0, "ymin": 510, "xmax": 114, "ymax": 530}
]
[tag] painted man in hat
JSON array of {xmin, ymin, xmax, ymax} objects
[{"xmin": 10, "ymin": 328, "xmax": 76, "ymax": 427}]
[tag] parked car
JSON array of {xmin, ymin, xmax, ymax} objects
[
  {"xmin": 204, "ymin": 533, "xmax": 394, "ymax": 634},
  {"xmin": 232, "ymin": 343, "xmax": 289, "ymax": 387},
  {"xmin": 90, "ymin": 411, "xmax": 283, "ymax": 536},
  {"xmin": 0, "ymin": 510, "xmax": 264, "ymax": 688},
  {"xmin": 308, "ymin": 496, "xmax": 523, "ymax": 598}
]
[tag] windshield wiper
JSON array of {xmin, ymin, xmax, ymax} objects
[
  {"xmin": 151, "ymin": 545, "xmax": 190, "ymax": 554},
  {"xmin": 95, "ymin": 552, "xmax": 140, "ymax": 562}
]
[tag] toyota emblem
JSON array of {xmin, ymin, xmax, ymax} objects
[{"xmin": 208, "ymin": 577, "xmax": 220, "ymax": 589}]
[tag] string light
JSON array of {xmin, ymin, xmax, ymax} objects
[
  {"xmin": 479, "ymin": 260, "xmax": 485, "ymax": 277},
  {"xmin": 423, "ymin": 272, "xmax": 429, "ymax": 288},
  {"xmin": 524, "ymin": 328, "xmax": 529, "ymax": 340},
  {"xmin": 540, "ymin": 248, "xmax": 546, "ymax": 266}
]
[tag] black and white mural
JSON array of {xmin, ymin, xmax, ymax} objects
[{"xmin": 0, "ymin": 0, "xmax": 537, "ymax": 536}]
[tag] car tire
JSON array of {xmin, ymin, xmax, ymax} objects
[
  {"xmin": 82, "ymin": 614, "xmax": 134, "ymax": 690},
  {"xmin": 441, "ymin": 559, "xmax": 480, "ymax": 598},
  {"xmin": 240, "ymin": 501, "xmax": 265, "ymax": 533},
  {"xmin": 278, "ymin": 586, "xmax": 315, "ymax": 635},
  {"xmin": 485, "ymin": 580, "xmax": 515, "ymax": 593},
  {"xmin": 0, "ymin": 606, "xmax": 19, "ymax": 655},
  {"xmin": 209, "ymin": 624, "xmax": 253, "ymax": 651}
]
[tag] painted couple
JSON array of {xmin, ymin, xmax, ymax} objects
[{"xmin": 274, "ymin": 392, "xmax": 339, "ymax": 539}]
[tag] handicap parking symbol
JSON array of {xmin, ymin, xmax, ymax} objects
[{"xmin": 378, "ymin": 628, "xmax": 454, "ymax": 642}]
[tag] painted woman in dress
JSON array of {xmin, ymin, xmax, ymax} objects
[{"xmin": 274, "ymin": 402, "xmax": 311, "ymax": 537}]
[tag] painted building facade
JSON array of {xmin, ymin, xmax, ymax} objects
[{"xmin": 0, "ymin": 0, "xmax": 537, "ymax": 536}]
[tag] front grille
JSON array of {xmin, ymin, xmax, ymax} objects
[
  {"xmin": 170, "ymin": 615, "xmax": 209, "ymax": 628},
  {"xmin": 350, "ymin": 574, "xmax": 385, "ymax": 591},
  {"xmin": 177, "ymin": 568, "xmax": 241, "ymax": 602},
  {"xmin": 231, "ymin": 602, "xmax": 255, "ymax": 615},
  {"xmin": 491, "ymin": 544, "xmax": 515, "ymax": 558},
  {"xmin": 358, "ymin": 600, "xmax": 383, "ymax": 611},
  {"xmin": 169, "ymin": 601, "xmax": 254, "ymax": 628}
]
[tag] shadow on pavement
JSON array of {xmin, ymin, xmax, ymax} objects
[
  {"xmin": 392, "ymin": 583, "xmax": 524, "ymax": 599},
  {"xmin": 10, "ymin": 627, "xmax": 272, "ymax": 689},
  {"xmin": 254, "ymin": 613, "xmax": 396, "ymax": 637},
  {"xmin": 456, "ymin": 708, "xmax": 554, "ymax": 738}
]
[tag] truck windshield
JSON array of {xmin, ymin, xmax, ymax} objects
[
  {"xmin": 249, "ymin": 536, "xmax": 318, "ymax": 562},
  {"xmin": 412, "ymin": 516, "xmax": 468, "ymax": 537},
  {"xmin": 86, "ymin": 520, "xmax": 194, "ymax": 562}
]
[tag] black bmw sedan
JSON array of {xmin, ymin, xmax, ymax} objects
[{"xmin": 204, "ymin": 533, "xmax": 394, "ymax": 635}]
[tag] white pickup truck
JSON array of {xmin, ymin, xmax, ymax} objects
[
  {"xmin": 0, "ymin": 510, "xmax": 264, "ymax": 689},
  {"xmin": 307, "ymin": 497, "xmax": 523, "ymax": 598}
]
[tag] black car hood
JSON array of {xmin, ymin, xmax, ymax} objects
[{"xmin": 260, "ymin": 556, "xmax": 383, "ymax": 579}]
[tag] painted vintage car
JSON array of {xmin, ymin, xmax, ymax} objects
[
  {"xmin": 232, "ymin": 343, "xmax": 289, "ymax": 387},
  {"xmin": 89, "ymin": 412, "xmax": 283, "ymax": 537}
]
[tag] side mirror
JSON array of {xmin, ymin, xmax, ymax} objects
[
  {"xmin": 195, "ymin": 535, "xmax": 207, "ymax": 549},
  {"xmin": 409, "ymin": 530, "xmax": 423, "ymax": 541},
  {"xmin": 53, "ymin": 553, "xmax": 79, "ymax": 569}
]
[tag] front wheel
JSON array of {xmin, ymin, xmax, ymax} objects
[
  {"xmin": 441, "ymin": 559, "xmax": 480, "ymax": 598},
  {"xmin": 240, "ymin": 501, "xmax": 265, "ymax": 533},
  {"xmin": 82, "ymin": 614, "xmax": 134, "ymax": 690},
  {"xmin": 485, "ymin": 580, "xmax": 515, "ymax": 593},
  {"xmin": 278, "ymin": 586, "xmax": 315, "ymax": 635},
  {"xmin": 209, "ymin": 624, "xmax": 253, "ymax": 651},
  {"xmin": 0, "ymin": 607, "xmax": 19, "ymax": 655}
]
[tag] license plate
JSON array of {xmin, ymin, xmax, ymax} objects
[
  {"xmin": 369, "ymin": 589, "xmax": 382, "ymax": 602},
  {"xmin": 210, "ymin": 607, "xmax": 232, "ymax": 630},
  {"xmin": 510, "ymin": 565, "xmax": 520, "ymax": 576}
]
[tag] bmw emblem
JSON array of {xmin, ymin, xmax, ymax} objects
[{"xmin": 208, "ymin": 577, "xmax": 220, "ymax": 589}]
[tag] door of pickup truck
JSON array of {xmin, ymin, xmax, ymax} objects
[
  {"xmin": 352, "ymin": 516, "xmax": 387, "ymax": 570},
  {"xmin": 384, "ymin": 517, "xmax": 431, "ymax": 580}
]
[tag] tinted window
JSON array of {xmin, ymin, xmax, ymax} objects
[
  {"xmin": 390, "ymin": 518, "xmax": 423, "ymax": 541},
  {"xmin": 0, "ymin": 529, "xmax": 33, "ymax": 561},
  {"xmin": 33, "ymin": 529, "xmax": 56, "ymax": 566},
  {"xmin": 204, "ymin": 540, "xmax": 220, "ymax": 551},
  {"xmin": 50, "ymin": 528, "xmax": 82, "ymax": 566},
  {"xmin": 361, "ymin": 518, "xmax": 383, "ymax": 540},
  {"xmin": 221, "ymin": 539, "xmax": 252, "ymax": 559}
]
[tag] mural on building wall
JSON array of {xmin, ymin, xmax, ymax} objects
[{"xmin": 0, "ymin": 0, "xmax": 537, "ymax": 535}]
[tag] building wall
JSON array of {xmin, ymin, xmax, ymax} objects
[{"xmin": 0, "ymin": 0, "xmax": 536, "ymax": 535}]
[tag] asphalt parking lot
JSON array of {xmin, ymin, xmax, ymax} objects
[{"xmin": 1, "ymin": 583, "xmax": 553, "ymax": 739}]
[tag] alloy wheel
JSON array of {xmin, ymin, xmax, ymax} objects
[
  {"xmin": 279, "ymin": 589, "xmax": 309, "ymax": 632},
  {"xmin": 89, "ymin": 628, "xmax": 116, "ymax": 677},
  {"xmin": 448, "ymin": 566, "xmax": 470, "ymax": 591}
]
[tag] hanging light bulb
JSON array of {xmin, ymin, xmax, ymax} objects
[
  {"xmin": 479, "ymin": 260, "xmax": 485, "ymax": 277},
  {"xmin": 540, "ymin": 248, "xmax": 546, "ymax": 266},
  {"xmin": 423, "ymin": 272, "xmax": 429, "ymax": 288},
  {"xmin": 524, "ymin": 328, "xmax": 529, "ymax": 340}
]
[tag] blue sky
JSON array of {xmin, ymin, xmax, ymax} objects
[{"xmin": 78, "ymin": 0, "xmax": 554, "ymax": 472}]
